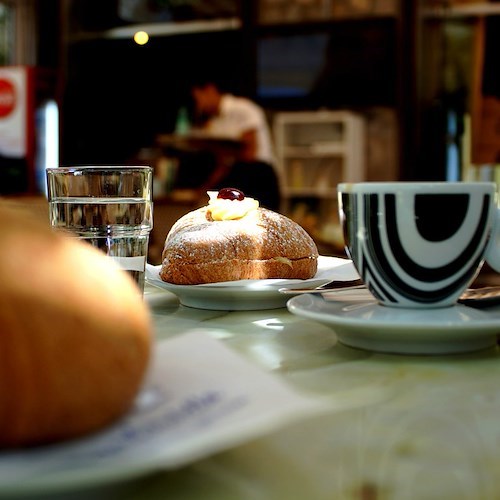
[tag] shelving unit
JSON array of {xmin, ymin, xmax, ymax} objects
[{"xmin": 273, "ymin": 110, "xmax": 365, "ymax": 249}]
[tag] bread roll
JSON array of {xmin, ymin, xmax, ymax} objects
[
  {"xmin": 160, "ymin": 203, "xmax": 319, "ymax": 285},
  {"xmin": 0, "ymin": 203, "xmax": 152, "ymax": 448}
]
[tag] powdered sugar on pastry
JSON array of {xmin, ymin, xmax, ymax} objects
[{"xmin": 160, "ymin": 190, "xmax": 319, "ymax": 285}]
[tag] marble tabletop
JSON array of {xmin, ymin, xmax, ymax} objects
[{"xmin": 30, "ymin": 284, "xmax": 500, "ymax": 500}]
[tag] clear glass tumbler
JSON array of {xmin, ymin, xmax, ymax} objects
[{"xmin": 46, "ymin": 166, "xmax": 153, "ymax": 293}]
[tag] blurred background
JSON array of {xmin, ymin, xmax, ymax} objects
[{"xmin": 1, "ymin": 0, "xmax": 500, "ymax": 258}]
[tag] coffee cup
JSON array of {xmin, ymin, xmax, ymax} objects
[{"xmin": 337, "ymin": 182, "xmax": 499, "ymax": 308}]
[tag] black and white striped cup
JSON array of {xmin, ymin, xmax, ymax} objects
[{"xmin": 338, "ymin": 182, "xmax": 500, "ymax": 308}]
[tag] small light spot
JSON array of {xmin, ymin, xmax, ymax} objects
[{"xmin": 134, "ymin": 31, "xmax": 149, "ymax": 45}]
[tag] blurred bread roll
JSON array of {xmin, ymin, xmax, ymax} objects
[{"xmin": 0, "ymin": 203, "xmax": 152, "ymax": 447}]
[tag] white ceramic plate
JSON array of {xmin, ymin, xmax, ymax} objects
[
  {"xmin": 146, "ymin": 256, "xmax": 359, "ymax": 310},
  {"xmin": 287, "ymin": 290, "xmax": 500, "ymax": 355}
]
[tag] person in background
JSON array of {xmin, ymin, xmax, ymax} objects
[{"xmin": 189, "ymin": 79, "xmax": 281, "ymax": 211}]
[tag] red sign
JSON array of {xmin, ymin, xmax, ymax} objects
[{"xmin": 0, "ymin": 78, "xmax": 16, "ymax": 118}]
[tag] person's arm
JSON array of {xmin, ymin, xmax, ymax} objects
[
  {"xmin": 199, "ymin": 161, "xmax": 232, "ymax": 195},
  {"xmin": 239, "ymin": 129, "xmax": 258, "ymax": 162},
  {"xmin": 198, "ymin": 128, "xmax": 255, "ymax": 195}
]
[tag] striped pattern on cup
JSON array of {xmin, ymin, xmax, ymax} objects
[{"xmin": 341, "ymin": 190, "xmax": 493, "ymax": 307}]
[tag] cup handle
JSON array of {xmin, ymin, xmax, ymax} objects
[{"xmin": 485, "ymin": 207, "xmax": 500, "ymax": 272}]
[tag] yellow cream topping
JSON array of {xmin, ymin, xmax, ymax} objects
[{"xmin": 207, "ymin": 191, "xmax": 259, "ymax": 220}]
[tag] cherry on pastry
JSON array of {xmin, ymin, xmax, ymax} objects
[{"xmin": 217, "ymin": 188, "xmax": 245, "ymax": 201}]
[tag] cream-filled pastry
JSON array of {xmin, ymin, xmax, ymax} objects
[{"xmin": 160, "ymin": 188, "xmax": 319, "ymax": 285}]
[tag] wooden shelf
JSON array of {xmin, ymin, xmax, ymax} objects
[
  {"xmin": 422, "ymin": 3, "xmax": 500, "ymax": 18},
  {"xmin": 68, "ymin": 17, "xmax": 242, "ymax": 42},
  {"xmin": 283, "ymin": 144, "xmax": 347, "ymax": 157}
]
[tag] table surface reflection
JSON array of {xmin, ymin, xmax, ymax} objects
[{"xmin": 41, "ymin": 284, "xmax": 500, "ymax": 500}]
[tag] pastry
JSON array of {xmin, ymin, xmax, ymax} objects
[
  {"xmin": 0, "ymin": 204, "xmax": 152, "ymax": 447},
  {"xmin": 160, "ymin": 188, "xmax": 319, "ymax": 284}
]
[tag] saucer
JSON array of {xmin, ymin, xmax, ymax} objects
[{"xmin": 287, "ymin": 291, "xmax": 500, "ymax": 355}]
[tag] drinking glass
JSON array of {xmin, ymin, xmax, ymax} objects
[{"xmin": 46, "ymin": 166, "xmax": 153, "ymax": 293}]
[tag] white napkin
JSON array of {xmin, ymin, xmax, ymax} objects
[{"xmin": 0, "ymin": 332, "xmax": 332, "ymax": 494}]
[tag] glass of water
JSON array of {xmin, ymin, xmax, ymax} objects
[{"xmin": 46, "ymin": 166, "xmax": 153, "ymax": 293}]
